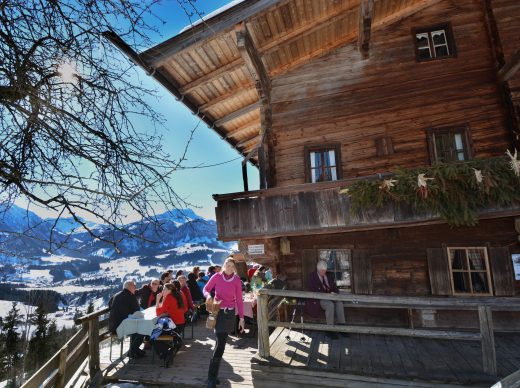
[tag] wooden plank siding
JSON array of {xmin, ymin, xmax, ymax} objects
[
  {"xmin": 276, "ymin": 217, "xmax": 520, "ymax": 330},
  {"xmin": 270, "ymin": 0, "xmax": 513, "ymax": 187},
  {"xmin": 492, "ymin": 0, "xmax": 520, "ymax": 146}
]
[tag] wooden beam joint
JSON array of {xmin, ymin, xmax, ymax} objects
[{"xmin": 498, "ymin": 48, "xmax": 520, "ymax": 82}]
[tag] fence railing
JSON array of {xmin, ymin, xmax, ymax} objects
[
  {"xmin": 256, "ymin": 289, "xmax": 520, "ymax": 376},
  {"xmin": 21, "ymin": 307, "xmax": 110, "ymax": 388}
]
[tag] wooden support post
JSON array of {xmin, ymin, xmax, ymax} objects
[
  {"xmin": 478, "ymin": 306, "xmax": 497, "ymax": 376},
  {"xmin": 56, "ymin": 345, "xmax": 68, "ymax": 388},
  {"xmin": 242, "ymin": 161, "xmax": 249, "ymax": 192},
  {"xmin": 358, "ymin": 0, "xmax": 374, "ymax": 59},
  {"xmin": 257, "ymin": 291, "xmax": 270, "ymax": 359},
  {"xmin": 88, "ymin": 318, "xmax": 100, "ymax": 379}
]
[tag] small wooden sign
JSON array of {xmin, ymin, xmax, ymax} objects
[{"xmin": 248, "ymin": 244, "xmax": 265, "ymax": 255}]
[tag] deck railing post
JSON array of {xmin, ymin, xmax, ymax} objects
[
  {"xmin": 56, "ymin": 345, "xmax": 68, "ymax": 388},
  {"xmin": 88, "ymin": 317, "xmax": 100, "ymax": 379},
  {"xmin": 257, "ymin": 291, "xmax": 270, "ymax": 359},
  {"xmin": 478, "ymin": 305, "xmax": 497, "ymax": 376}
]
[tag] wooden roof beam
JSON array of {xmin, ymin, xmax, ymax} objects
[
  {"xmin": 358, "ymin": 0, "xmax": 374, "ymax": 59},
  {"xmin": 225, "ymin": 122, "xmax": 261, "ymax": 140},
  {"xmin": 214, "ymin": 101, "xmax": 260, "ymax": 127},
  {"xmin": 199, "ymin": 85, "xmax": 255, "ymax": 114},
  {"xmin": 179, "ymin": 57, "xmax": 244, "ymax": 95},
  {"xmin": 237, "ymin": 135, "xmax": 260, "ymax": 149},
  {"xmin": 235, "ymin": 22, "xmax": 271, "ymax": 99},
  {"xmin": 144, "ymin": 0, "xmax": 283, "ymax": 68},
  {"xmin": 498, "ymin": 48, "xmax": 520, "ymax": 82}
]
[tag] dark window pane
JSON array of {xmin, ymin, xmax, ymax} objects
[
  {"xmin": 471, "ymin": 272, "xmax": 489, "ymax": 293},
  {"xmin": 468, "ymin": 249, "xmax": 486, "ymax": 270},
  {"xmin": 451, "ymin": 249, "xmax": 468, "ymax": 270},
  {"xmin": 418, "ymin": 47, "xmax": 432, "ymax": 60},
  {"xmin": 435, "ymin": 45, "xmax": 449, "ymax": 57},
  {"xmin": 416, "ymin": 33, "xmax": 430, "ymax": 48},
  {"xmin": 431, "ymin": 30, "xmax": 447, "ymax": 45},
  {"xmin": 453, "ymin": 271, "xmax": 471, "ymax": 293}
]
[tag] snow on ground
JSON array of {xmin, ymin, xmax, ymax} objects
[
  {"xmin": 23, "ymin": 285, "xmax": 100, "ymax": 294},
  {"xmin": 20, "ymin": 269, "xmax": 53, "ymax": 284},
  {"xmin": 40, "ymin": 254, "xmax": 86, "ymax": 263}
]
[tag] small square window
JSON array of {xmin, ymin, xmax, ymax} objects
[
  {"xmin": 305, "ymin": 144, "xmax": 342, "ymax": 183},
  {"xmin": 413, "ymin": 23, "xmax": 456, "ymax": 62},
  {"xmin": 448, "ymin": 247, "xmax": 493, "ymax": 296},
  {"xmin": 426, "ymin": 125, "xmax": 472, "ymax": 164},
  {"xmin": 319, "ymin": 249, "xmax": 352, "ymax": 292}
]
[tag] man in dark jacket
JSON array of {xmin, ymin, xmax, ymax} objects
[
  {"xmin": 136, "ymin": 279, "xmax": 160, "ymax": 309},
  {"xmin": 306, "ymin": 260, "xmax": 346, "ymax": 339},
  {"xmin": 109, "ymin": 280, "xmax": 145, "ymax": 358}
]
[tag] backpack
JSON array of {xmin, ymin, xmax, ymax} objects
[{"xmin": 150, "ymin": 317, "xmax": 183, "ymax": 367}]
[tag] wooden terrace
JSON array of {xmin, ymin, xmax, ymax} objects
[{"xmin": 23, "ymin": 291, "xmax": 520, "ymax": 388}]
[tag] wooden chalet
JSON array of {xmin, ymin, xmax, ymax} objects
[
  {"xmin": 107, "ymin": 0, "xmax": 520, "ymax": 328},
  {"xmin": 79, "ymin": 0, "xmax": 520, "ymax": 386}
]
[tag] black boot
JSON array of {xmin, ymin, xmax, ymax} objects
[{"xmin": 207, "ymin": 357, "xmax": 221, "ymax": 388}]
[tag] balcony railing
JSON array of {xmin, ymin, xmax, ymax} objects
[{"xmin": 213, "ymin": 174, "xmax": 520, "ymax": 240}]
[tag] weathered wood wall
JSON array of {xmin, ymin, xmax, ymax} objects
[
  {"xmin": 270, "ymin": 0, "xmax": 512, "ymax": 187},
  {"xmin": 277, "ymin": 217, "xmax": 520, "ymax": 330},
  {"xmin": 492, "ymin": 0, "xmax": 520, "ymax": 145}
]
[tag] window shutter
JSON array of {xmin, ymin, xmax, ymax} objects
[
  {"xmin": 375, "ymin": 137, "xmax": 394, "ymax": 157},
  {"xmin": 302, "ymin": 249, "xmax": 317, "ymax": 291},
  {"xmin": 489, "ymin": 247, "xmax": 515, "ymax": 296},
  {"xmin": 426, "ymin": 248, "xmax": 452, "ymax": 295},
  {"xmin": 352, "ymin": 249, "xmax": 372, "ymax": 294}
]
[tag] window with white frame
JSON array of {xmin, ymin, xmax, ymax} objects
[
  {"xmin": 305, "ymin": 144, "xmax": 341, "ymax": 183},
  {"xmin": 447, "ymin": 247, "xmax": 493, "ymax": 296},
  {"xmin": 414, "ymin": 24, "xmax": 456, "ymax": 61}
]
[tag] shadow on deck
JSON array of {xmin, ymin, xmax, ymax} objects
[
  {"xmin": 99, "ymin": 321, "xmax": 518, "ymax": 387},
  {"xmin": 100, "ymin": 319, "xmax": 257, "ymax": 387}
]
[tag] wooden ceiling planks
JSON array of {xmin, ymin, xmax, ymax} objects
[{"xmin": 145, "ymin": 0, "xmax": 438, "ymax": 163}]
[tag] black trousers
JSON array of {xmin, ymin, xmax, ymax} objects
[
  {"xmin": 208, "ymin": 309, "xmax": 235, "ymax": 382},
  {"xmin": 129, "ymin": 333, "xmax": 144, "ymax": 355}
]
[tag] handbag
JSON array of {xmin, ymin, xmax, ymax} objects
[{"xmin": 205, "ymin": 298, "xmax": 221, "ymax": 330}]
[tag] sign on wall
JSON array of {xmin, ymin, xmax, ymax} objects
[
  {"xmin": 512, "ymin": 254, "xmax": 520, "ymax": 281},
  {"xmin": 248, "ymin": 244, "xmax": 265, "ymax": 255}
]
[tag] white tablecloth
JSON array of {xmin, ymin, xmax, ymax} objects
[
  {"xmin": 116, "ymin": 307, "xmax": 157, "ymax": 339},
  {"xmin": 242, "ymin": 295, "xmax": 256, "ymax": 319}
]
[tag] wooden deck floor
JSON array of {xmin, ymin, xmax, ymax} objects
[
  {"xmin": 99, "ymin": 320, "xmax": 519, "ymax": 387},
  {"xmin": 254, "ymin": 327, "xmax": 520, "ymax": 387},
  {"xmin": 100, "ymin": 320, "xmax": 258, "ymax": 387}
]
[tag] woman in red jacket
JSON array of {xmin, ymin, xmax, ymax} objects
[{"xmin": 156, "ymin": 281, "xmax": 188, "ymax": 332}]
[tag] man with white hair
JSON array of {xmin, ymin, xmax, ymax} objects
[
  {"xmin": 306, "ymin": 260, "xmax": 346, "ymax": 339},
  {"xmin": 109, "ymin": 280, "xmax": 145, "ymax": 358}
]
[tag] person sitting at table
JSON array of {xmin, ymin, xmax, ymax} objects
[
  {"xmin": 177, "ymin": 275, "xmax": 195, "ymax": 312},
  {"xmin": 187, "ymin": 272, "xmax": 204, "ymax": 302},
  {"xmin": 306, "ymin": 260, "xmax": 346, "ymax": 339},
  {"xmin": 192, "ymin": 266, "xmax": 201, "ymax": 278},
  {"xmin": 203, "ymin": 257, "xmax": 245, "ymax": 388},
  {"xmin": 159, "ymin": 271, "xmax": 172, "ymax": 286},
  {"xmin": 197, "ymin": 271, "xmax": 208, "ymax": 293},
  {"xmin": 156, "ymin": 281, "xmax": 188, "ymax": 334},
  {"xmin": 251, "ymin": 266, "xmax": 267, "ymax": 292},
  {"xmin": 108, "ymin": 280, "xmax": 145, "ymax": 358},
  {"xmin": 136, "ymin": 279, "xmax": 160, "ymax": 309}
]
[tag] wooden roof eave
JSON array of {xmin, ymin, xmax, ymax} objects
[
  {"xmin": 102, "ymin": 30, "xmax": 259, "ymax": 166},
  {"xmin": 141, "ymin": 0, "xmax": 283, "ymax": 69}
]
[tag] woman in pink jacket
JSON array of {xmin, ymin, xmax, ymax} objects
[{"xmin": 203, "ymin": 257, "xmax": 244, "ymax": 388}]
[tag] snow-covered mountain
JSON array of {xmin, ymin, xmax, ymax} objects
[{"xmin": 0, "ymin": 204, "xmax": 234, "ymax": 284}]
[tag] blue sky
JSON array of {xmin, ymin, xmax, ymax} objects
[
  {"xmin": 22, "ymin": 0, "xmax": 258, "ymax": 222},
  {"xmin": 134, "ymin": 0, "xmax": 259, "ymax": 219}
]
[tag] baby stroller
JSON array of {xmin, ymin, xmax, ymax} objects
[{"xmin": 150, "ymin": 316, "xmax": 183, "ymax": 368}]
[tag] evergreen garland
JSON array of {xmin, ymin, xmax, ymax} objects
[{"xmin": 343, "ymin": 156, "xmax": 520, "ymax": 226}]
